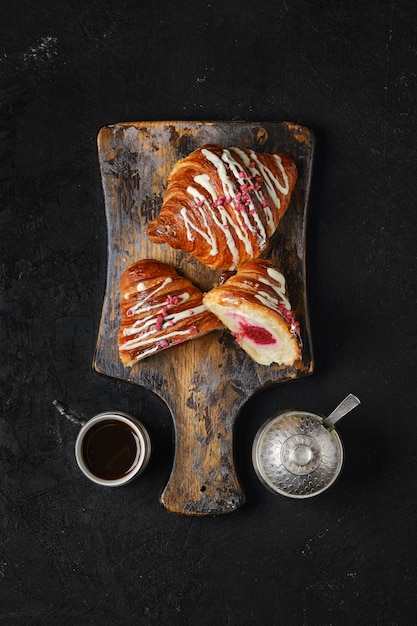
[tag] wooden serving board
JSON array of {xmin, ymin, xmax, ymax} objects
[{"xmin": 94, "ymin": 120, "xmax": 314, "ymax": 516}]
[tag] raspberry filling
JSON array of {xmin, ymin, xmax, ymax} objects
[{"xmin": 237, "ymin": 322, "xmax": 276, "ymax": 345}]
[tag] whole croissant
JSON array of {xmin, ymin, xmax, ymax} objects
[
  {"xmin": 119, "ymin": 259, "xmax": 221, "ymax": 366},
  {"xmin": 203, "ymin": 259, "xmax": 302, "ymax": 366},
  {"xmin": 147, "ymin": 144, "xmax": 298, "ymax": 270}
]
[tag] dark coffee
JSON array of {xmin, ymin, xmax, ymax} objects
[{"xmin": 82, "ymin": 419, "xmax": 140, "ymax": 480}]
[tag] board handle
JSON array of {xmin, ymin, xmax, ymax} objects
[{"xmin": 160, "ymin": 401, "xmax": 245, "ymax": 516}]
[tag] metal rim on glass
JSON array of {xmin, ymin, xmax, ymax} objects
[{"xmin": 75, "ymin": 411, "xmax": 151, "ymax": 487}]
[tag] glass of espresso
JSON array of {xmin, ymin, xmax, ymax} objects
[{"xmin": 75, "ymin": 412, "xmax": 151, "ymax": 486}]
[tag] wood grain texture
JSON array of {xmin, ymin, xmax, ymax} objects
[{"xmin": 94, "ymin": 120, "xmax": 315, "ymax": 515}]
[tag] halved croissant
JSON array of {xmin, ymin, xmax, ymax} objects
[
  {"xmin": 119, "ymin": 259, "xmax": 222, "ymax": 366},
  {"xmin": 203, "ymin": 259, "xmax": 302, "ymax": 366},
  {"xmin": 147, "ymin": 144, "xmax": 297, "ymax": 270}
]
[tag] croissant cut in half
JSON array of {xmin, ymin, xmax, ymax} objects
[
  {"xmin": 203, "ymin": 259, "xmax": 302, "ymax": 366},
  {"xmin": 147, "ymin": 144, "xmax": 298, "ymax": 270},
  {"xmin": 118, "ymin": 259, "xmax": 222, "ymax": 366}
]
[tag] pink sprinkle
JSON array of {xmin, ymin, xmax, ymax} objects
[
  {"xmin": 248, "ymin": 185, "xmax": 255, "ymax": 191},
  {"xmin": 159, "ymin": 340, "xmax": 169, "ymax": 348},
  {"xmin": 167, "ymin": 320, "xmax": 174, "ymax": 326},
  {"xmin": 250, "ymin": 161, "xmax": 256, "ymax": 168},
  {"xmin": 262, "ymin": 199, "xmax": 269, "ymax": 207},
  {"xmin": 224, "ymin": 196, "xmax": 231, "ymax": 204},
  {"xmin": 189, "ymin": 326, "xmax": 198, "ymax": 334},
  {"xmin": 223, "ymin": 224, "xmax": 229, "ymax": 229},
  {"xmin": 235, "ymin": 193, "xmax": 242, "ymax": 201},
  {"xmin": 238, "ymin": 171, "xmax": 245, "ymax": 178},
  {"xmin": 155, "ymin": 314, "xmax": 164, "ymax": 331},
  {"xmin": 195, "ymin": 199, "xmax": 204, "ymax": 207},
  {"xmin": 127, "ymin": 309, "xmax": 133, "ymax": 317},
  {"xmin": 249, "ymin": 209, "xmax": 255, "ymax": 215},
  {"xmin": 166, "ymin": 294, "xmax": 179, "ymax": 307},
  {"xmin": 162, "ymin": 306, "xmax": 168, "ymax": 316},
  {"xmin": 189, "ymin": 310, "xmax": 194, "ymax": 316}
]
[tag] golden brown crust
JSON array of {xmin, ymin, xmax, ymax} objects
[
  {"xmin": 118, "ymin": 259, "xmax": 222, "ymax": 366},
  {"xmin": 147, "ymin": 145, "xmax": 297, "ymax": 270},
  {"xmin": 203, "ymin": 259, "xmax": 302, "ymax": 366},
  {"xmin": 205, "ymin": 258, "xmax": 289, "ymax": 306}
]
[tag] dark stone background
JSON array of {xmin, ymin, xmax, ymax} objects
[{"xmin": 1, "ymin": 1, "xmax": 416, "ymax": 624}]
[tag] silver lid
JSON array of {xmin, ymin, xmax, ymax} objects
[{"xmin": 252, "ymin": 410, "xmax": 343, "ymax": 498}]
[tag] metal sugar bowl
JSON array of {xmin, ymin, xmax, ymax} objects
[{"xmin": 252, "ymin": 394, "xmax": 360, "ymax": 498}]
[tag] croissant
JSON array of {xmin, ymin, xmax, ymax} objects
[
  {"xmin": 147, "ymin": 144, "xmax": 298, "ymax": 270},
  {"xmin": 203, "ymin": 259, "xmax": 302, "ymax": 366},
  {"xmin": 118, "ymin": 259, "xmax": 222, "ymax": 366}
]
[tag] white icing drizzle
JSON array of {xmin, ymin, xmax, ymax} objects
[
  {"xmin": 179, "ymin": 147, "xmax": 291, "ymax": 268},
  {"xmin": 272, "ymin": 155, "xmax": 291, "ymax": 194},
  {"xmin": 191, "ymin": 148, "xmax": 259, "ymax": 262},
  {"xmin": 222, "ymin": 148, "xmax": 267, "ymax": 244},
  {"xmin": 127, "ymin": 300, "xmax": 159, "ymax": 318},
  {"xmin": 167, "ymin": 303, "xmax": 207, "ymax": 325},
  {"xmin": 120, "ymin": 328, "xmax": 195, "ymax": 354},
  {"xmin": 123, "ymin": 292, "xmax": 191, "ymax": 334},
  {"xmin": 122, "ymin": 327, "xmax": 194, "ymax": 350},
  {"xmin": 201, "ymin": 148, "xmax": 235, "ymax": 198},
  {"xmin": 186, "ymin": 184, "xmax": 245, "ymax": 266},
  {"xmin": 231, "ymin": 147, "xmax": 275, "ymax": 232},
  {"xmin": 180, "ymin": 205, "xmax": 218, "ymax": 256},
  {"xmin": 127, "ymin": 277, "xmax": 177, "ymax": 317},
  {"xmin": 220, "ymin": 148, "xmax": 246, "ymax": 181},
  {"xmin": 188, "ymin": 176, "xmax": 242, "ymax": 263},
  {"xmin": 253, "ymin": 266, "xmax": 301, "ymax": 343},
  {"xmin": 119, "ymin": 276, "xmax": 208, "ymax": 356},
  {"xmin": 255, "ymin": 267, "xmax": 291, "ymax": 311},
  {"xmin": 140, "ymin": 276, "xmax": 172, "ymax": 298},
  {"xmin": 248, "ymin": 150, "xmax": 289, "ymax": 209},
  {"xmin": 193, "ymin": 174, "xmax": 217, "ymax": 200}
]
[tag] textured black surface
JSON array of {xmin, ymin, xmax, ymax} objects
[{"xmin": 1, "ymin": 1, "xmax": 417, "ymax": 624}]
